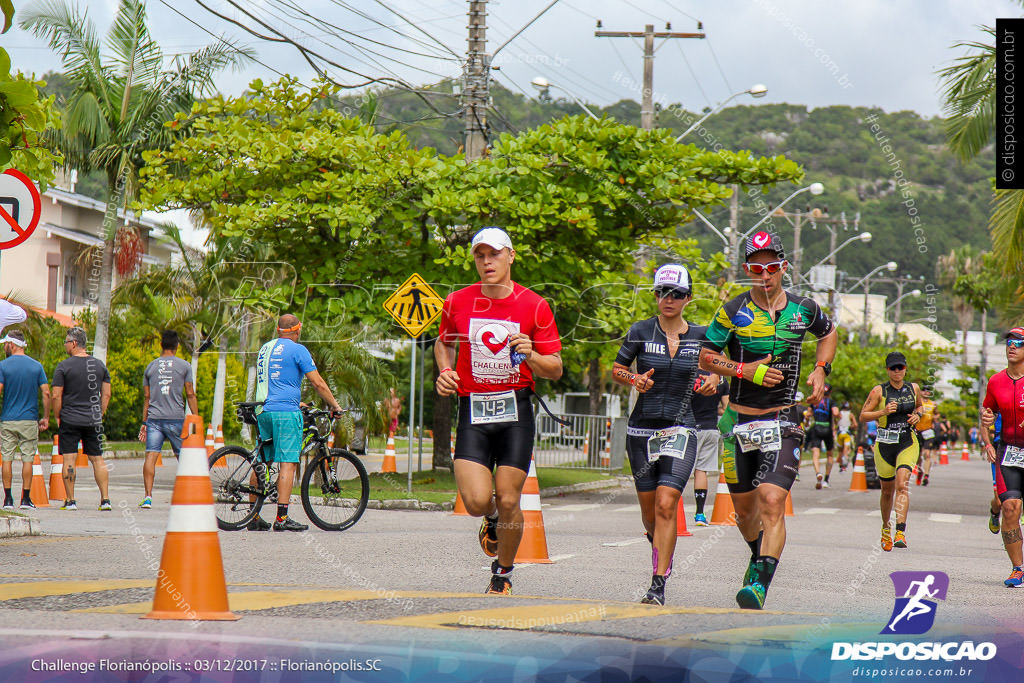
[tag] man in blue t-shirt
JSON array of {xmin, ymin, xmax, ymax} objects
[
  {"xmin": 251, "ymin": 314, "xmax": 343, "ymax": 532},
  {"xmin": 0, "ymin": 330, "xmax": 50, "ymax": 510}
]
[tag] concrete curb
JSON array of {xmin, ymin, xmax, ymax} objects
[
  {"xmin": 542, "ymin": 476, "xmax": 631, "ymax": 497},
  {"xmin": 0, "ymin": 514, "xmax": 41, "ymax": 537}
]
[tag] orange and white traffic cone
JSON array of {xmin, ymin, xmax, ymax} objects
[
  {"xmin": 381, "ymin": 432, "xmax": 398, "ymax": 473},
  {"xmin": 848, "ymin": 447, "xmax": 868, "ymax": 492},
  {"xmin": 514, "ymin": 456, "xmax": 552, "ymax": 563},
  {"xmin": 48, "ymin": 436, "xmax": 66, "ymax": 502},
  {"xmin": 675, "ymin": 495, "xmax": 692, "ymax": 537},
  {"xmin": 215, "ymin": 425, "xmax": 225, "ymax": 451},
  {"xmin": 581, "ymin": 430, "xmax": 590, "ymax": 459},
  {"xmin": 143, "ymin": 415, "xmax": 238, "ymax": 621},
  {"xmin": 939, "ymin": 442, "xmax": 949, "ymax": 465},
  {"xmin": 205, "ymin": 424, "xmax": 215, "ymax": 457},
  {"xmin": 29, "ymin": 449, "xmax": 49, "ymax": 508},
  {"xmin": 451, "ymin": 433, "xmax": 469, "ymax": 516},
  {"xmin": 710, "ymin": 473, "xmax": 736, "ymax": 526},
  {"xmin": 961, "ymin": 444, "xmax": 970, "ymax": 461},
  {"xmin": 75, "ymin": 441, "xmax": 87, "ymax": 468},
  {"xmin": 785, "ymin": 490, "xmax": 795, "ymax": 517}
]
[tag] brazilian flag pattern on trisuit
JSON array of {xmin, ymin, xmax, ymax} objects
[{"xmin": 703, "ymin": 291, "xmax": 833, "ymax": 409}]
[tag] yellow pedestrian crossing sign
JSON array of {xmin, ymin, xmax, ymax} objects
[{"xmin": 383, "ymin": 273, "xmax": 444, "ymax": 337}]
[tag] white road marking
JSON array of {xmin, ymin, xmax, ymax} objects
[
  {"xmin": 928, "ymin": 513, "xmax": 962, "ymax": 524},
  {"xmin": 612, "ymin": 505, "xmax": 641, "ymax": 513},
  {"xmin": 548, "ymin": 504, "xmax": 601, "ymax": 512},
  {"xmin": 802, "ymin": 508, "xmax": 840, "ymax": 515},
  {"xmin": 601, "ymin": 538, "xmax": 648, "ymax": 547}
]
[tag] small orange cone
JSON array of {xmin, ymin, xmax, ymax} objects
[
  {"xmin": 451, "ymin": 433, "xmax": 468, "ymax": 516},
  {"xmin": 143, "ymin": 415, "xmax": 238, "ymax": 621},
  {"xmin": 29, "ymin": 449, "xmax": 49, "ymax": 508},
  {"xmin": 675, "ymin": 495, "xmax": 692, "ymax": 537},
  {"xmin": 48, "ymin": 436, "xmax": 67, "ymax": 501},
  {"xmin": 961, "ymin": 444, "xmax": 970, "ymax": 461},
  {"xmin": 514, "ymin": 456, "xmax": 552, "ymax": 564},
  {"xmin": 785, "ymin": 490, "xmax": 794, "ymax": 516},
  {"xmin": 710, "ymin": 473, "xmax": 736, "ymax": 526},
  {"xmin": 215, "ymin": 425, "xmax": 225, "ymax": 450},
  {"xmin": 582, "ymin": 430, "xmax": 590, "ymax": 459},
  {"xmin": 75, "ymin": 441, "xmax": 87, "ymax": 468},
  {"xmin": 848, "ymin": 447, "xmax": 868, "ymax": 492},
  {"xmin": 912, "ymin": 461, "xmax": 920, "ymax": 483},
  {"xmin": 155, "ymin": 451, "xmax": 164, "ymax": 467},
  {"xmin": 381, "ymin": 432, "xmax": 397, "ymax": 473},
  {"xmin": 205, "ymin": 424, "xmax": 215, "ymax": 457},
  {"xmin": 939, "ymin": 442, "xmax": 949, "ymax": 465}
]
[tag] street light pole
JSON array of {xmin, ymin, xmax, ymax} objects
[
  {"xmin": 853, "ymin": 261, "xmax": 899, "ymax": 344},
  {"xmin": 530, "ymin": 77, "xmax": 599, "ymax": 119},
  {"xmin": 675, "ymin": 84, "xmax": 768, "ymax": 142}
]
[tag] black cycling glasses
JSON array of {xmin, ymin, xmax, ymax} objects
[
  {"xmin": 654, "ymin": 288, "xmax": 690, "ymax": 300},
  {"xmin": 887, "ymin": 364, "xmax": 906, "ymax": 371},
  {"xmin": 1007, "ymin": 339, "xmax": 1024, "ymax": 349}
]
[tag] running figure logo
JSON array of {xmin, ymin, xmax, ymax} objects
[{"xmin": 881, "ymin": 571, "xmax": 949, "ymax": 635}]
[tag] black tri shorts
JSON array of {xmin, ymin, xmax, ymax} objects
[
  {"xmin": 996, "ymin": 443, "xmax": 1024, "ymax": 503},
  {"xmin": 720, "ymin": 406, "xmax": 804, "ymax": 495},
  {"xmin": 454, "ymin": 389, "xmax": 535, "ymax": 474},
  {"xmin": 625, "ymin": 419, "xmax": 698, "ymax": 493},
  {"xmin": 805, "ymin": 425, "xmax": 834, "ymax": 451}
]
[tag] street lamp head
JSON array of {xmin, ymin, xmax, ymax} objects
[
  {"xmin": 859, "ymin": 232, "xmax": 872, "ymax": 243},
  {"xmin": 749, "ymin": 84, "xmax": 768, "ymax": 98},
  {"xmin": 885, "ymin": 261, "xmax": 898, "ymax": 272},
  {"xmin": 530, "ymin": 76, "xmax": 550, "ymax": 90},
  {"xmin": 911, "ymin": 289, "xmax": 922, "ymax": 297},
  {"xmin": 809, "ymin": 182, "xmax": 825, "ymax": 196}
]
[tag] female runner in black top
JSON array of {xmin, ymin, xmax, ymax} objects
[{"xmin": 611, "ymin": 264, "xmax": 720, "ymax": 606}]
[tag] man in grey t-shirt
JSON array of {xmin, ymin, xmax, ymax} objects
[{"xmin": 138, "ymin": 330, "xmax": 197, "ymax": 509}]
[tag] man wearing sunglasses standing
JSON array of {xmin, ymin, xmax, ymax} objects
[
  {"xmin": 980, "ymin": 327, "xmax": 1024, "ymax": 587},
  {"xmin": 699, "ymin": 231, "xmax": 837, "ymax": 610}
]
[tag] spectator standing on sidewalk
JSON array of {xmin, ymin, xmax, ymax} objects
[
  {"xmin": 52, "ymin": 326, "xmax": 111, "ymax": 511},
  {"xmin": 0, "ymin": 330, "xmax": 50, "ymax": 510},
  {"xmin": 138, "ymin": 330, "xmax": 198, "ymax": 509}
]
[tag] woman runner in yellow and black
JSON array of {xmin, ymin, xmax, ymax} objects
[{"xmin": 859, "ymin": 351, "xmax": 923, "ymax": 551}]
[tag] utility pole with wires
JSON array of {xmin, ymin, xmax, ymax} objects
[
  {"xmin": 595, "ymin": 23, "xmax": 704, "ymax": 130},
  {"xmin": 463, "ymin": 0, "xmax": 489, "ymax": 160}
]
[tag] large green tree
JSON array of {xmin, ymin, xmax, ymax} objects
[
  {"xmin": 138, "ymin": 77, "xmax": 803, "ymax": 468},
  {"xmin": 21, "ymin": 0, "xmax": 252, "ymax": 363}
]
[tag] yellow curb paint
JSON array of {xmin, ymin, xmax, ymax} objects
[{"xmin": 0, "ymin": 580, "xmax": 153, "ymax": 600}]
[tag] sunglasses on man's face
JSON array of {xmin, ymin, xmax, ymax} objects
[
  {"xmin": 744, "ymin": 260, "xmax": 786, "ymax": 275},
  {"xmin": 888, "ymin": 365, "xmax": 906, "ymax": 371},
  {"xmin": 654, "ymin": 288, "xmax": 689, "ymax": 300},
  {"xmin": 1007, "ymin": 339, "xmax": 1024, "ymax": 349}
]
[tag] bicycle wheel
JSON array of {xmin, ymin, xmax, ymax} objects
[
  {"xmin": 209, "ymin": 445, "xmax": 266, "ymax": 531},
  {"xmin": 301, "ymin": 447, "xmax": 370, "ymax": 531}
]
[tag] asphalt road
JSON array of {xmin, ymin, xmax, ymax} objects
[{"xmin": 0, "ymin": 451, "xmax": 1019, "ymax": 682}]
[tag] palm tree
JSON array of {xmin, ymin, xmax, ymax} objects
[
  {"xmin": 21, "ymin": 0, "xmax": 253, "ymax": 364},
  {"xmin": 938, "ymin": 13, "xmax": 1024, "ymax": 294},
  {"xmin": 937, "ymin": 246, "xmax": 983, "ymax": 368}
]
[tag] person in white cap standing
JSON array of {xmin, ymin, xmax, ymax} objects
[
  {"xmin": 435, "ymin": 226, "xmax": 563, "ymax": 595},
  {"xmin": 611, "ymin": 264, "xmax": 720, "ymax": 606},
  {"xmin": 0, "ymin": 330, "xmax": 49, "ymax": 510}
]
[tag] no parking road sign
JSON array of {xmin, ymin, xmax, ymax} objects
[
  {"xmin": 383, "ymin": 273, "xmax": 444, "ymax": 338},
  {"xmin": 0, "ymin": 169, "xmax": 41, "ymax": 250}
]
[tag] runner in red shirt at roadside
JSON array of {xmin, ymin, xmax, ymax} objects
[
  {"xmin": 981, "ymin": 327, "xmax": 1024, "ymax": 587},
  {"xmin": 435, "ymin": 227, "xmax": 563, "ymax": 595}
]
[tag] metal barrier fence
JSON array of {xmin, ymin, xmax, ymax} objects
[{"xmin": 534, "ymin": 414, "xmax": 626, "ymax": 471}]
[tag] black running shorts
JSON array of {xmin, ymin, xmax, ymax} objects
[
  {"xmin": 58, "ymin": 422, "xmax": 103, "ymax": 458},
  {"xmin": 996, "ymin": 444, "xmax": 1024, "ymax": 503},
  {"xmin": 454, "ymin": 390, "xmax": 535, "ymax": 473},
  {"xmin": 720, "ymin": 406, "xmax": 803, "ymax": 495},
  {"xmin": 625, "ymin": 419, "xmax": 698, "ymax": 493}
]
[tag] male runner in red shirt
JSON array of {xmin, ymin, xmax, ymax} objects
[{"xmin": 435, "ymin": 227, "xmax": 563, "ymax": 595}]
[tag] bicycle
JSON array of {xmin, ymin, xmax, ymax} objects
[{"xmin": 208, "ymin": 402, "xmax": 370, "ymax": 532}]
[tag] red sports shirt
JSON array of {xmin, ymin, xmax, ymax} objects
[
  {"xmin": 984, "ymin": 369, "xmax": 1024, "ymax": 447},
  {"xmin": 437, "ymin": 282, "xmax": 561, "ymax": 396}
]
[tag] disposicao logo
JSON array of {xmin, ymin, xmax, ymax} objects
[
  {"xmin": 830, "ymin": 571, "xmax": 997, "ymax": 663},
  {"xmin": 882, "ymin": 571, "xmax": 948, "ymax": 635}
]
